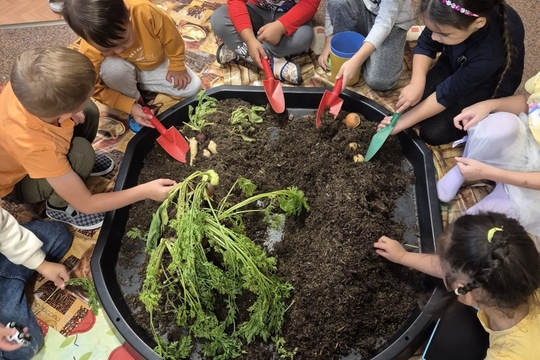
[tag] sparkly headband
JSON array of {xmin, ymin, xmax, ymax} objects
[
  {"xmin": 440, "ymin": 0, "xmax": 479, "ymax": 17},
  {"xmin": 487, "ymin": 227, "xmax": 503, "ymax": 243}
]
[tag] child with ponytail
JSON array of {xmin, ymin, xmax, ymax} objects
[
  {"xmin": 375, "ymin": 212, "xmax": 540, "ymax": 358},
  {"xmin": 378, "ymin": 0, "xmax": 524, "ymax": 146}
]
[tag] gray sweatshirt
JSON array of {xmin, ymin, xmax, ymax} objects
[{"xmin": 325, "ymin": 0, "xmax": 415, "ymax": 49}]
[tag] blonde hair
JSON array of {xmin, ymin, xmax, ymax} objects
[{"xmin": 10, "ymin": 47, "xmax": 96, "ymax": 118}]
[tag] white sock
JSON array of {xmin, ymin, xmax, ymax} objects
[{"xmin": 437, "ymin": 165, "xmax": 465, "ymax": 203}]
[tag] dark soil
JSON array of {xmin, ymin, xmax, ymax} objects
[{"xmin": 118, "ymin": 98, "xmax": 424, "ymax": 360}]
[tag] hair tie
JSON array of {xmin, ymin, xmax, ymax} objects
[
  {"xmin": 487, "ymin": 227, "xmax": 503, "ymax": 243},
  {"xmin": 440, "ymin": 0, "xmax": 479, "ymax": 17}
]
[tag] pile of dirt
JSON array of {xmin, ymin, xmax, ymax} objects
[{"xmin": 118, "ymin": 97, "xmax": 424, "ymax": 360}]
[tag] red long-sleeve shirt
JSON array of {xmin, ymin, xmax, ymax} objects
[{"xmin": 228, "ymin": 0, "xmax": 320, "ymax": 37}]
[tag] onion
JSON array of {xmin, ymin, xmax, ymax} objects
[{"xmin": 344, "ymin": 113, "xmax": 361, "ymax": 128}]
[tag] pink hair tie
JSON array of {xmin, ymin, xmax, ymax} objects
[{"xmin": 440, "ymin": 0, "xmax": 479, "ymax": 17}]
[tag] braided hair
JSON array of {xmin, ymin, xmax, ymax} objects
[
  {"xmin": 439, "ymin": 212, "xmax": 540, "ymax": 312},
  {"xmin": 418, "ymin": 0, "xmax": 514, "ymax": 97}
]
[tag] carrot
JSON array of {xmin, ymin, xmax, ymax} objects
[{"xmin": 189, "ymin": 137, "xmax": 198, "ymax": 166}]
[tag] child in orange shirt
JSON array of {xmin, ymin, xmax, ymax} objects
[
  {"xmin": 0, "ymin": 47, "xmax": 176, "ymax": 230},
  {"xmin": 63, "ymin": 0, "xmax": 202, "ymax": 133}
]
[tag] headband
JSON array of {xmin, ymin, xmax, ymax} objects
[{"xmin": 440, "ymin": 0, "xmax": 479, "ymax": 17}]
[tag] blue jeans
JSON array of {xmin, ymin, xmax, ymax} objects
[{"xmin": 0, "ymin": 221, "xmax": 72, "ymax": 360}]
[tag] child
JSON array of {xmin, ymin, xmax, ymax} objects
[
  {"xmin": 318, "ymin": 0, "xmax": 415, "ymax": 91},
  {"xmin": 436, "ymin": 74, "xmax": 540, "ymax": 241},
  {"xmin": 0, "ymin": 47, "xmax": 176, "ymax": 230},
  {"xmin": 378, "ymin": 0, "xmax": 524, "ymax": 146},
  {"xmin": 210, "ymin": 0, "xmax": 320, "ymax": 86},
  {"xmin": 374, "ymin": 212, "xmax": 540, "ymax": 358},
  {"xmin": 62, "ymin": 0, "xmax": 202, "ymax": 133},
  {"xmin": 0, "ymin": 208, "xmax": 71, "ymax": 359}
]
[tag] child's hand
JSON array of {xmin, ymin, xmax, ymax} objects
[
  {"xmin": 396, "ymin": 82, "xmax": 424, "ymax": 113},
  {"xmin": 453, "ymin": 102, "xmax": 491, "ymax": 130},
  {"xmin": 131, "ymin": 103, "xmax": 154, "ymax": 128},
  {"xmin": 166, "ymin": 70, "xmax": 191, "ymax": 90},
  {"xmin": 142, "ymin": 179, "xmax": 178, "ymax": 201},
  {"xmin": 246, "ymin": 39, "xmax": 266, "ymax": 68},
  {"xmin": 0, "ymin": 324, "xmax": 25, "ymax": 351},
  {"xmin": 373, "ymin": 236, "xmax": 407, "ymax": 264},
  {"xmin": 36, "ymin": 260, "xmax": 70, "ymax": 289},
  {"xmin": 455, "ymin": 157, "xmax": 492, "ymax": 182},
  {"xmin": 68, "ymin": 111, "xmax": 86, "ymax": 125},
  {"xmin": 317, "ymin": 38, "xmax": 332, "ymax": 70},
  {"xmin": 376, "ymin": 115, "xmax": 401, "ymax": 135},
  {"xmin": 336, "ymin": 59, "xmax": 362, "ymax": 92},
  {"xmin": 257, "ymin": 21, "xmax": 286, "ymax": 46}
]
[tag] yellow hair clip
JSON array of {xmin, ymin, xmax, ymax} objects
[{"xmin": 487, "ymin": 227, "xmax": 503, "ymax": 243}]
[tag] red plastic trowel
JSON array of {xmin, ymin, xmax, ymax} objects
[{"xmin": 142, "ymin": 107, "xmax": 189, "ymax": 163}]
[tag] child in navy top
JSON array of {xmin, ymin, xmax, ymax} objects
[{"xmin": 378, "ymin": 0, "xmax": 524, "ymax": 146}]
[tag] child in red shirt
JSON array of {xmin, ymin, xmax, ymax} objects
[{"xmin": 210, "ymin": 0, "xmax": 321, "ymax": 85}]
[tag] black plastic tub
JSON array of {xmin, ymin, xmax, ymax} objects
[{"xmin": 91, "ymin": 86, "xmax": 443, "ymax": 360}]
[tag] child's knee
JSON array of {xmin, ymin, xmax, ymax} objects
[
  {"xmin": 363, "ymin": 74, "xmax": 398, "ymax": 91},
  {"xmin": 473, "ymin": 112, "xmax": 522, "ymax": 143},
  {"xmin": 209, "ymin": 6, "xmax": 230, "ymax": 38},
  {"xmin": 68, "ymin": 137, "xmax": 95, "ymax": 177},
  {"xmin": 327, "ymin": 0, "xmax": 352, "ymax": 15},
  {"xmin": 183, "ymin": 76, "xmax": 203, "ymax": 98}
]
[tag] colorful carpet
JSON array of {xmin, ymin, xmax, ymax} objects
[{"xmin": 0, "ymin": 1, "xmax": 490, "ymax": 359}]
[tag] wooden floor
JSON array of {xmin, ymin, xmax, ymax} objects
[{"xmin": 0, "ymin": 0, "xmax": 62, "ymax": 26}]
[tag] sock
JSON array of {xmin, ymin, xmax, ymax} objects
[{"xmin": 437, "ymin": 165, "xmax": 465, "ymax": 203}]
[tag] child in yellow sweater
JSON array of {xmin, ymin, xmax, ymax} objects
[{"xmin": 63, "ymin": 0, "xmax": 202, "ymax": 133}]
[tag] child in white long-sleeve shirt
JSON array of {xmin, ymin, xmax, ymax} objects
[
  {"xmin": 318, "ymin": 0, "xmax": 415, "ymax": 91},
  {"xmin": 0, "ymin": 208, "xmax": 71, "ymax": 359}
]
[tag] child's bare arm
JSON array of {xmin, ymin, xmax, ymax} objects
[
  {"xmin": 374, "ymin": 236, "xmax": 443, "ymax": 278},
  {"xmin": 455, "ymin": 157, "xmax": 540, "ymax": 190},
  {"xmin": 454, "ymin": 95, "xmax": 528, "ymax": 130},
  {"xmin": 47, "ymin": 170, "xmax": 176, "ymax": 214},
  {"xmin": 383, "ymin": 93, "xmax": 446, "ymax": 135}
]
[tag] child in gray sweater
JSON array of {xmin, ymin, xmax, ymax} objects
[{"xmin": 318, "ymin": 0, "xmax": 415, "ymax": 91}]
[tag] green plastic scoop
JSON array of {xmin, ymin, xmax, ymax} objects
[{"xmin": 364, "ymin": 112, "xmax": 402, "ymax": 162}]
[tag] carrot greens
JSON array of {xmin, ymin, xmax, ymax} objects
[{"xmin": 140, "ymin": 170, "xmax": 309, "ymax": 359}]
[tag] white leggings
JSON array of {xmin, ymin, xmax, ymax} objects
[{"xmin": 100, "ymin": 57, "xmax": 202, "ymax": 100}]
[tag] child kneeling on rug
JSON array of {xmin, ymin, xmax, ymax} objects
[
  {"xmin": 318, "ymin": 0, "xmax": 415, "ymax": 91},
  {"xmin": 63, "ymin": 0, "xmax": 202, "ymax": 133},
  {"xmin": 0, "ymin": 208, "xmax": 71, "ymax": 360},
  {"xmin": 210, "ymin": 0, "xmax": 320, "ymax": 85},
  {"xmin": 378, "ymin": 0, "xmax": 524, "ymax": 146},
  {"xmin": 0, "ymin": 47, "xmax": 176, "ymax": 230},
  {"xmin": 375, "ymin": 212, "xmax": 540, "ymax": 359}
]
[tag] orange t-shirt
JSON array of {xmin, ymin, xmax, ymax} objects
[
  {"xmin": 69, "ymin": 0, "xmax": 187, "ymax": 113},
  {"xmin": 0, "ymin": 83, "xmax": 73, "ymax": 198}
]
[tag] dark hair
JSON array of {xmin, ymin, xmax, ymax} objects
[
  {"xmin": 439, "ymin": 212, "xmax": 540, "ymax": 312},
  {"xmin": 63, "ymin": 0, "xmax": 130, "ymax": 48},
  {"xmin": 419, "ymin": 0, "xmax": 514, "ymax": 96}
]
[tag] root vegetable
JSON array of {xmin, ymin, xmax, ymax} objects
[
  {"xmin": 345, "ymin": 113, "xmax": 361, "ymax": 128},
  {"xmin": 349, "ymin": 142, "xmax": 358, "ymax": 151},
  {"xmin": 203, "ymin": 149, "xmax": 211, "ymax": 158},
  {"xmin": 196, "ymin": 133, "xmax": 207, "ymax": 142},
  {"xmin": 208, "ymin": 140, "xmax": 218, "ymax": 155},
  {"xmin": 189, "ymin": 137, "xmax": 198, "ymax": 166},
  {"xmin": 353, "ymin": 154, "xmax": 365, "ymax": 163}
]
